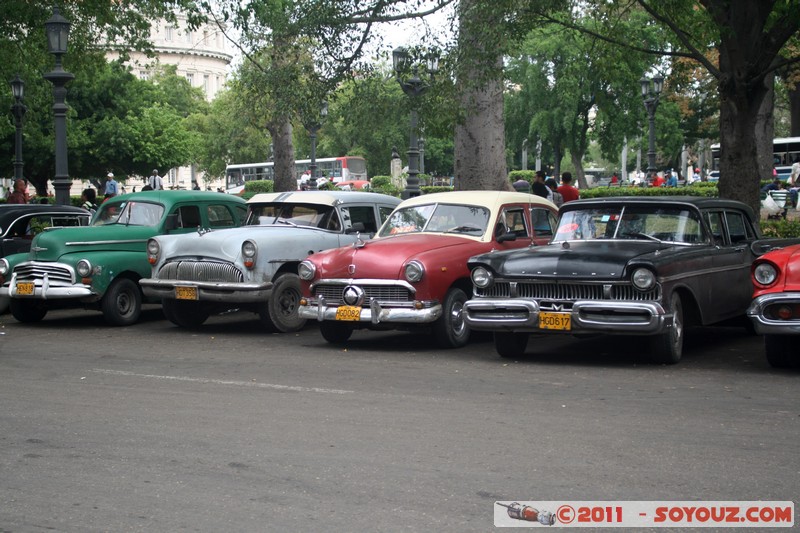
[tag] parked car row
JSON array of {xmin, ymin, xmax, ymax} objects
[{"xmin": 1, "ymin": 190, "xmax": 798, "ymax": 368}]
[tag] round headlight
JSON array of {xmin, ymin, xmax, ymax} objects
[
  {"xmin": 0, "ymin": 258, "xmax": 9, "ymax": 276},
  {"xmin": 631, "ymin": 267, "xmax": 656, "ymax": 291},
  {"xmin": 753, "ymin": 262, "xmax": 778, "ymax": 286},
  {"xmin": 76, "ymin": 259, "xmax": 92, "ymax": 277},
  {"xmin": 147, "ymin": 238, "xmax": 160, "ymax": 257},
  {"xmin": 471, "ymin": 267, "xmax": 493, "ymax": 288},
  {"xmin": 298, "ymin": 260, "xmax": 316, "ymax": 281},
  {"xmin": 242, "ymin": 240, "xmax": 257, "ymax": 258},
  {"xmin": 404, "ymin": 260, "xmax": 424, "ymax": 283}
]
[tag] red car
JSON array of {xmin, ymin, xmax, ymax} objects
[
  {"xmin": 298, "ymin": 191, "xmax": 558, "ymax": 348},
  {"xmin": 748, "ymin": 243, "xmax": 800, "ymax": 368}
]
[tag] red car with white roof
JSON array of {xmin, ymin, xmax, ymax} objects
[{"xmin": 298, "ymin": 191, "xmax": 558, "ymax": 348}]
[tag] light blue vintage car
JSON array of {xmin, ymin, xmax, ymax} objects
[{"xmin": 140, "ymin": 190, "xmax": 401, "ymax": 332}]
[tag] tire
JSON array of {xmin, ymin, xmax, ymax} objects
[
  {"xmin": 162, "ymin": 298, "xmax": 210, "ymax": 328},
  {"xmin": 649, "ymin": 292, "xmax": 683, "ymax": 364},
  {"xmin": 764, "ymin": 335, "xmax": 796, "ymax": 368},
  {"xmin": 267, "ymin": 274, "xmax": 306, "ymax": 333},
  {"xmin": 494, "ymin": 332, "xmax": 529, "ymax": 358},
  {"xmin": 10, "ymin": 299, "xmax": 47, "ymax": 323},
  {"xmin": 0, "ymin": 296, "xmax": 9, "ymax": 315},
  {"xmin": 101, "ymin": 278, "xmax": 142, "ymax": 326},
  {"xmin": 257, "ymin": 301, "xmax": 278, "ymax": 333},
  {"xmin": 319, "ymin": 321, "xmax": 354, "ymax": 343},
  {"xmin": 432, "ymin": 288, "xmax": 470, "ymax": 348}
]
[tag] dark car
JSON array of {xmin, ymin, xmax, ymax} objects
[{"xmin": 464, "ymin": 196, "xmax": 787, "ymax": 364}]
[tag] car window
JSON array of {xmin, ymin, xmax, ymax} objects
[
  {"xmin": 379, "ymin": 203, "xmax": 489, "ymax": 237},
  {"xmin": 177, "ymin": 206, "xmax": 202, "ymax": 228},
  {"xmin": 207, "ymin": 204, "xmax": 236, "ymax": 228},
  {"xmin": 379, "ymin": 206, "xmax": 395, "ymax": 224},
  {"xmin": 93, "ymin": 201, "xmax": 164, "ymax": 227},
  {"xmin": 246, "ymin": 203, "xmax": 334, "ymax": 228},
  {"xmin": 556, "ymin": 206, "xmax": 703, "ymax": 243},
  {"xmin": 340, "ymin": 206, "xmax": 378, "ymax": 233},
  {"xmin": 501, "ymin": 208, "xmax": 529, "ymax": 238},
  {"xmin": 724, "ymin": 210, "xmax": 753, "ymax": 243},
  {"xmin": 704, "ymin": 211, "xmax": 726, "ymax": 245},
  {"xmin": 530, "ymin": 207, "xmax": 555, "ymax": 238},
  {"xmin": 8, "ymin": 214, "xmax": 86, "ymax": 238}
]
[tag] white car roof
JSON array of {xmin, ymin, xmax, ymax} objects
[
  {"xmin": 248, "ymin": 190, "xmax": 399, "ymax": 206},
  {"xmin": 395, "ymin": 190, "xmax": 556, "ymax": 211}
]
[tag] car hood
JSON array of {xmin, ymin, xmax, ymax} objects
[
  {"xmin": 470, "ymin": 240, "xmax": 668, "ymax": 279},
  {"xmin": 27, "ymin": 225, "xmax": 158, "ymax": 262},
  {"xmin": 158, "ymin": 225, "xmax": 342, "ymax": 262},
  {"xmin": 313, "ymin": 234, "xmax": 476, "ymax": 279}
]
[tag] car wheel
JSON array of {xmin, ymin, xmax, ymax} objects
[
  {"xmin": 649, "ymin": 292, "xmax": 683, "ymax": 364},
  {"xmin": 10, "ymin": 299, "xmax": 47, "ymax": 323},
  {"xmin": 101, "ymin": 278, "xmax": 142, "ymax": 326},
  {"xmin": 267, "ymin": 273, "xmax": 306, "ymax": 333},
  {"xmin": 162, "ymin": 298, "xmax": 210, "ymax": 328},
  {"xmin": 764, "ymin": 335, "xmax": 796, "ymax": 368},
  {"xmin": 319, "ymin": 321, "xmax": 354, "ymax": 343},
  {"xmin": 494, "ymin": 332, "xmax": 529, "ymax": 358},
  {"xmin": 257, "ymin": 301, "xmax": 278, "ymax": 333},
  {"xmin": 432, "ymin": 288, "xmax": 470, "ymax": 348}
]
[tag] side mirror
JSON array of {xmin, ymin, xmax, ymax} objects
[
  {"xmin": 497, "ymin": 231, "xmax": 517, "ymax": 243},
  {"xmin": 165, "ymin": 213, "xmax": 179, "ymax": 231},
  {"xmin": 345, "ymin": 222, "xmax": 366, "ymax": 234}
]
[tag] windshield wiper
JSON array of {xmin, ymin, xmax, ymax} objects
[
  {"xmin": 446, "ymin": 225, "xmax": 483, "ymax": 234},
  {"xmin": 622, "ymin": 232, "xmax": 662, "ymax": 243}
]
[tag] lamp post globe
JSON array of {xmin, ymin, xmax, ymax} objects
[
  {"xmin": 393, "ymin": 46, "xmax": 438, "ymax": 199},
  {"xmin": 43, "ymin": 7, "xmax": 75, "ymax": 206},
  {"xmin": 640, "ymin": 74, "xmax": 663, "ymax": 178},
  {"xmin": 10, "ymin": 75, "xmax": 27, "ymax": 183}
]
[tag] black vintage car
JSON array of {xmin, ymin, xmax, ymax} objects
[
  {"xmin": 463, "ymin": 196, "xmax": 785, "ymax": 364},
  {"xmin": 0, "ymin": 203, "xmax": 90, "ymax": 313}
]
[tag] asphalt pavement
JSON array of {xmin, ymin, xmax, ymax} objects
[{"xmin": 0, "ymin": 308, "xmax": 797, "ymax": 532}]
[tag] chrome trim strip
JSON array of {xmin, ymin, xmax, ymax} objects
[
  {"xmin": 66, "ymin": 239, "xmax": 149, "ymax": 246},
  {"xmin": 747, "ymin": 292, "xmax": 800, "ymax": 334}
]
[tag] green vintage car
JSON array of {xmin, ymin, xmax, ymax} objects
[{"xmin": 0, "ymin": 190, "xmax": 246, "ymax": 325}]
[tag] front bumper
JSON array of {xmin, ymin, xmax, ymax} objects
[
  {"xmin": 299, "ymin": 297, "xmax": 442, "ymax": 324},
  {"xmin": 747, "ymin": 292, "xmax": 800, "ymax": 335},
  {"xmin": 463, "ymin": 298, "xmax": 670, "ymax": 334},
  {"xmin": 5, "ymin": 271, "xmax": 95, "ymax": 300},
  {"xmin": 139, "ymin": 278, "xmax": 273, "ymax": 303}
]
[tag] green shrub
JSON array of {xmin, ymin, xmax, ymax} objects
[
  {"xmin": 760, "ymin": 219, "xmax": 800, "ymax": 238},
  {"xmin": 579, "ymin": 184, "xmax": 718, "ymax": 199},
  {"xmin": 421, "ymin": 186, "xmax": 454, "ymax": 194},
  {"xmin": 372, "ymin": 184, "xmax": 401, "ymax": 197},
  {"xmin": 371, "ymin": 176, "xmax": 392, "ymax": 188},
  {"xmin": 508, "ymin": 170, "xmax": 536, "ymax": 183},
  {"xmin": 244, "ymin": 180, "xmax": 274, "ymax": 194}
]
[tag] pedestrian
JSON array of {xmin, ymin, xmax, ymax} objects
[
  {"xmin": 557, "ymin": 172, "xmax": 580, "ymax": 203},
  {"xmin": 80, "ymin": 188, "xmax": 97, "ymax": 213},
  {"xmin": 545, "ymin": 178, "xmax": 563, "ymax": 208},
  {"xmin": 666, "ymin": 172, "xmax": 678, "ymax": 187},
  {"xmin": 511, "ymin": 176, "xmax": 530, "ymax": 193},
  {"xmin": 651, "ymin": 173, "xmax": 665, "ymax": 187},
  {"xmin": 789, "ymin": 157, "xmax": 800, "ymax": 186},
  {"xmin": 531, "ymin": 170, "xmax": 550, "ymax": 199},
  {"xmin": 5, "ymin": 178, "xmax": 30, "ymax": 204},
  {"xmin": 148, "ymin": 169, "xmax": 164, "ymax": 190},
  {"xmin": 104, "ymin": 172, "xmax": 119, "ymax": 199}
]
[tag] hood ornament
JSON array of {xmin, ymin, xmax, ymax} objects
[
  {"xmin": 348, "ymin": 264, "xmax": 356, "ymax": 275},
  {"xmin": 353, "ymin": 232, "xmax": 366, "ymax": 248},
  {"xmin": 197, "ymin": 226, "xmax": 211, "ymax": 236}
]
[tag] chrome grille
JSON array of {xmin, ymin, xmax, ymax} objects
[
  {"xmin": 14, "ymin": 262, "xmax": 74, "ymax": 284},
  {"xmin": 158, "ymin": 260, "xmax": 243, "ymax": 283},
  {"xmin": 313, "ymin": 284, "xmax": 412, "ymax": 305},
  {"xmin": 476, "ymin": 280, "xmax": 659, "ymax": 302}
]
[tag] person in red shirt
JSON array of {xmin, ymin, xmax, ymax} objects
[
  {"xmin": 557, "ymin": 172, "xmax": 580, "ymax": 203},
  {"xmin": 651, "ymin": 173, "xmax": 665, "ymax": 187},
  {"xmin": 5, "ymin": 179, "xmax": 30, "ymax": 204}
]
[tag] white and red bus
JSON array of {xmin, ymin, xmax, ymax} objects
[{"xmin": 225, "ymin": 156, "xmax": 367, "ymax": 194}]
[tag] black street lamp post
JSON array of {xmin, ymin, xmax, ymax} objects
[
  {"xmin": 392, "ymin": 46, "xmax": 438, "ymax": 199},
  {"xmin": 640, "ymin": 75, "xmax": 664, "ymax": 177},
  {"xmin": 10, "ymin": 75, "xmax": 26, "ymax": 183},
  {"xmin": 44, "ymin": 7, "xmax": 74, "ymax": 206},
  {"xmin": 304, "ymin": 101, "xmax": 328, "ymax": 191}
]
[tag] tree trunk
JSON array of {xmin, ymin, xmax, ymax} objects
[
  {"xmin": 267, "ymin": 117, "xmax": 295, "ymax": 192},
  {"xmin": 755, "ymin": 76, "xmax": 775, "ymax": 181},
  {"xmin": 453, "ymin": 0, "xmax": 509, "ymax": 191}
]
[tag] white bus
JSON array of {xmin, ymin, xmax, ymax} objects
[
  {"xmin": 710, "ymin": 137, "xmax": 800, "ymax": 182},
  {"xmin": 225, "ymin": 156, "xmax": 368, "ymax": 194}
]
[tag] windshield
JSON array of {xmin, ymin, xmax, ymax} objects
[
  {"xmin": 245, "ymin": 203, "xmax": 338, "ymax": 229},
  {"xmin": 553, "ymin": 206, "xmax": 705, "ymax": 244},
  {"xmin": 378, "ymin": 203, "xmax": 490, "ymax": 237},
  {"xmin": 93, "ymin": 201, "xmax": 165, "ymax": 227}
]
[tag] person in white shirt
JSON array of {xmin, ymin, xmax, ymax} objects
[{"xmin": 148, "ymin": 169, "xmax": 164, "ymax": 190}]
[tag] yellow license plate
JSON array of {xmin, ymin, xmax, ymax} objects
[
  {"xmin": 16, "ymin": 282, "xmax": 34, "ymax": 296},
  {"xmin": 335, "ymin": 305, "xmax": 361, "ymax": 321},
  {"xmin": 175, "ymin": 286, "xmax": 198, "ymax": 300},
  {"xmin": 539, "ymin": 311, "xmax": 571, "ymax": 331}
]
